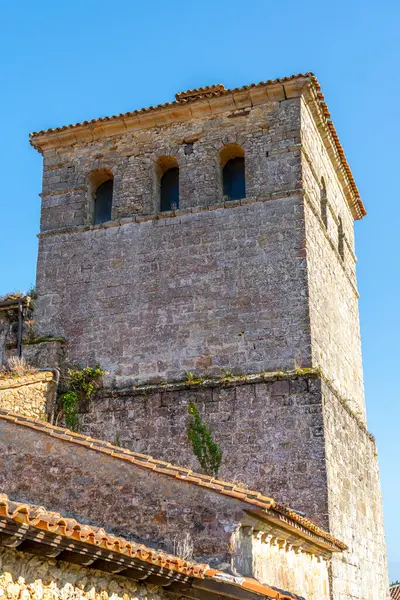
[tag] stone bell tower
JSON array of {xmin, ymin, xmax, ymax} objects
[{"xmin": 29, "ymin": 73, "xmax": 388, "ymax": 599}]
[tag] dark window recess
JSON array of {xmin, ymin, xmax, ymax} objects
[
  {"xmin": 94, "ymin": 180, "xmax": 113, "ymax": 225},
  {"xmin": 160, "ymin": 167, "xmax": 179, "ymax": 211},
  {"xmin": 223, "ymin": 157, "xmax": 245, "ymax": 201}
]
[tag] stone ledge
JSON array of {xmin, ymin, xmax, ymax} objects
[
  {"xmin": 37, "ymin": 189, "xmax": 304, "ymax": 238},
  {"xmin": 98, "ymin": 368, "xmax": 321, "ymax": 399},
  {"xmin": 95, "ymin": 367, "xmax": 375, "ymax": 445},
  {"xmin": 0, "ymin": 371, "xmax": 54, "ymax": 390}
]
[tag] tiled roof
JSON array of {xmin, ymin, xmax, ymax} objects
[
  {"xmin": 175, "ymin": 84, "xmax": 227, "ymax": 102},
  {"xmin": 0, "ymin": 408, "xmax": 346, "ymax": 551},
  {"xmin": 0, "ymin": 493, "xmax": 303, "ymax": 600},
  {"xmin": 29, "ymin": 74, "xmax": 308, "ymax": 137},
  {"xmin": 29, "ymin": 72, "xmax": 365, "ymax": 219},
  {"xmin": 391, "ymin": 584, "xmax": 400, "ymax": 599},
  {"xmin": 0, "ymin": 493, "xmax": 204, "ymax": 577}
]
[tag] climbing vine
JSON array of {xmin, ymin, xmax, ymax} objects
[
  {"xmin": 59, "ymin": 365, "xmax": 105, "ymax": 431},
  {"xmin": 187, "ymin": 399, "xmax": 222, "ymax": 477}
]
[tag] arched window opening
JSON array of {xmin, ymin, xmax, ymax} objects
[
  {"xmin": 220, "ymin": 144, "xmax": 246, "ymax": 201},
  {"xmin": 157, "ymin": 156, "xmax": 179, "ymax": 212},
  {"xmin": 338, "ymin": 216, "xmax": 344, "ymax": 260},
  {"xmin": 94, "ymin": 179, "xmax": 113, "ymax": 224},
  {"xmin": 320, "ymin": 177, "xmax": 328, "ymax": 228},
  {"xmin": 89, "ymin": 169, "xmax": 114, "ymax": 225}
]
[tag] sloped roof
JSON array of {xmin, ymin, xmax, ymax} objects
[
  {"xmin": 0, "ymin": 493, "xmax": 303, "ymax": 600},
  {"xmin": 391, "ymin": 584, "xmax": 400, "ymax": 599},
  {"xmin": 0, "ymin": 408, "xmax": 346, "ymax": 551},
  {"xmin": 29, "ymin": 72, "xmax": 366, "ymax": 220}
]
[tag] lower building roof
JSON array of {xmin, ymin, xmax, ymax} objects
[{"xmin": 0, "ymin": 494, "xmax": 303, "ymax": 600}]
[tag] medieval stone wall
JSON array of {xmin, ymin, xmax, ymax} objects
[
  {"xmin": 77, "ymin": 373, "xmax": 389, "ymax": 599},
  {"xmin": 0, "ymin": 547, "xmax": 168, "ymax": 600},
  {"xmin": 0, "ymin": 417, "xmax": 246, "ymax": 567},
  {"xmin": 321, "ymin": 380, "xmax": 389, "ymax": 600},
  {"xmin": 0, "ymin": 371, "xmax": 55, "ymax": 419},
  {"xmin": 39, "ymin": 99, "xmax": 301, "ymax": 230},
  {"xmin": 300, "ymin": 97, "xmax": 365, "ymax": 417},
  {"xmin": 36, "ymin": 199, "xmax": 309, "ymax": 386},
  {"xmin": 35, "ymin": 98, "xmax": 310, "ymax": 385},
  {"xmin": 79, "ymin": 374, "xmax": 329, "ymax": 525}
]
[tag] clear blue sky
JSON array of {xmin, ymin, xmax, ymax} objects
[{"xmin": 1, "ymin": 0, "xmax": 399, "ymax": 581}]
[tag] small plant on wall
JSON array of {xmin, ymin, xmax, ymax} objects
[
  {"xmin": 187, "ymin": 399, "xmax": 222, "ymax": 477},
  {"xmin": 58, "ymin": 365, "xmax": 105, "ymax": 431}
]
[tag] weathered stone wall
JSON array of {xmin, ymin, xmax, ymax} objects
[
  {"xmin": 79, "ymin": 374, "xmax": 329, "ymax": 525},
  {"xmin": 77, "ymin": 373, "xmax": 389, "ymax": 599},
  {"xmin": 321, "ymin": 380, "xmax": 389, "ymax": 600},
  {"xmin": 36, "ymin": 197, "xmax": 310, "ymax": 386},
  {"xmin": 0, "ymin": 417, "xmax": 247, "ymax": 567},
  {"xmin": 0, "ymin": 546, "xmax": 168, "ymax": 600},
  {"xmin": 35, "ymin": 98, "xmax": 310, "ymax": 385},
  {"xmin": 300, "ymin": 97, "xmax": 365, "ymax": 417},
  {"xmin": 232, "ymin": 529, "xmax": 330, "ymax": 600},
  {"xmin": 39, "ymin": 99, "xmax": 301, "ymax": 230},
  {"xmin": 0, "ymin": 371, "xmax": 55, "ymax": 419}
]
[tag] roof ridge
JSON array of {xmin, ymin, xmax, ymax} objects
[{"xmin": 0, "ymin": 408, "xmax": 345, "ymax": 550}]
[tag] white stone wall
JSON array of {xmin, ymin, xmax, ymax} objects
[
  {"xmin": 232, "ymin": 528, "xmax": 330, "ymax": 600},
  {"xmin": 301, "ymin": 97, "xmax": 365, "ymax": 418},
  {"xmin": 322, "ymin": 380, "xmax": 389, "ymax": 600}
]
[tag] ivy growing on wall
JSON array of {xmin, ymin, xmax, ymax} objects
[
  {"xmin": 59, "ymin": 365, "xmax": 105, "ymax": 431},
  {"xmin": 187, "ymin": 399, "xmax": 222, "ymax": 477}
]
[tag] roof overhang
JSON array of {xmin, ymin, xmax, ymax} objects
[{"xmin": 0, "ymin": 496, "xmax": 304, "ymax": 600}]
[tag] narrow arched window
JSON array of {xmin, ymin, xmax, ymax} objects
[
  {"xmin": 338, "ymin": 216, "xmax": 344, "ymax": 260},
  {"xmin": 220, "ymin": 144, "xmax": 246, "ymax": 201},
  {"xmin": 161, "ymin": 167, "xmax": 179, "ymax": 212},
  {"xmin": 157, "ymin": 156, "xmax": 179, "ymax": 212},
  {"xmin": 94, "ymin": 179, "xmax": 113, "ymax": 224},
  {"xmin": 88, "ymin": 169, "xmax": 114, "ymax": 225},
  {"xmin": 223, "ymin": 158, "xmax": 245, "ymax": 201},
  {"xmin": 320, "ymin": 177, "xmax": 328, "ymax": 228}
]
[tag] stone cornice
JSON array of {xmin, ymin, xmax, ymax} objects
[
  {"xmin": 37, "ymin": 189, "xmax": 304, "ymax": 238},
  {"xmin": 29, "ymin": 74, "xmax": 310, "ymax": 152}
]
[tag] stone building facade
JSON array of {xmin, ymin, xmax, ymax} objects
[{"xmin": 23, "ymin": 73, "xmax": 389, "ymax": 599}]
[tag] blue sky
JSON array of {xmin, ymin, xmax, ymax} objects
[{"xmin": 1, "ymin": 0, "xmax": 399, "ymax": 581}]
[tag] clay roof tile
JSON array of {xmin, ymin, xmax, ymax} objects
[{"xmin": 0, "ymin": 493, "xmax": 303, "ymax": 599}]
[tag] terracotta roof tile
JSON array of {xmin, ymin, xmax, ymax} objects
[
  {"xmin": 29, "ymin": 72, "xmax": 365, "ymax": 220},
  {"xmin": 0, "ymin": 493, "xmax": 302, "ymax": 600},
  {"xmin": 0, "ymin": 408, "xmax": 345, "ymax": 551},
  {"xmin": 0, "ymin": 493, "xmax": 206, "ymax": 577},
  {"xmin": 391, "ymin": 584, "xmax": 400, "ymax": 600}
]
